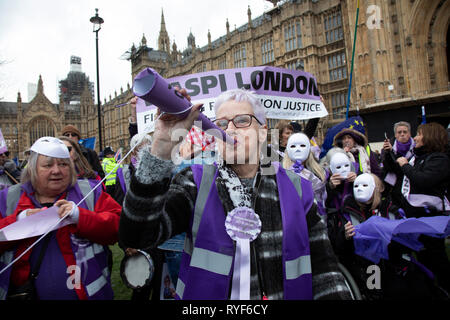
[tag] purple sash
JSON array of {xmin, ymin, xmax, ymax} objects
[{"xmin": 117, "ymin": 167, "xmax": 127, "ymax": 194}]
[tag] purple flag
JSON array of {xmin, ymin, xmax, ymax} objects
[{"xmin": 353, "ymin": 215, "xmax": 450, "ymax": 263}]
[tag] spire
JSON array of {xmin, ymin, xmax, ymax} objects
[
  {"xmin": 37, "ymin": 75, "xmax": 43, "ymax": 94},
  {"xmin": 161, "ymin": 8, "xmax": 166, "ymax": 31},
  {"xmin": 226, "ymin": 18, "xmax": 230, "ymax": 37},
  {"xmin": 187, "ymin": 29, "xmax": 196, "ymax": 49},
  {"xmin": 248, "ymin": 6, "xmax": 252, "ymax": 27},
  {"xmin": 208, "ymin": 29, "xmax": 211, "ymax": 48},
  {"xmin": 141, "ymin": 33, "xmax": 147, "ymax": 47},
  {"xmin": 158, "ymin": 8, "xmax": 170, "ymax": 53},
  {"xmin": 171, "ymin": 40, "xmax": 179, "ymax": 62}
]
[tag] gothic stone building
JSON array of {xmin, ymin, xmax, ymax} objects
[
  {"xmin": 1, "ymin": 0, "xmax": 449, "ymax": 159},
  {"xmin": 0, "ymin": 75, "xmax": 99, "ymax": 160}
]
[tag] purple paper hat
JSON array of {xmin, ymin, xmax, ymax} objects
[{"xmin": 133, "ymin": 68, "xmax": 234, "ymax": 145}]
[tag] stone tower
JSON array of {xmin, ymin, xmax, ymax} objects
[{"xmin": 158, "ymin": 9, "xmax": 170, "ymax": 54}]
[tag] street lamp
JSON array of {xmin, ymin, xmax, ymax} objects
[{"xmin": 90, "ymin": 8, "xmax": 104, "ymax": 152}]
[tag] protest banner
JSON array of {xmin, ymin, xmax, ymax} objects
[
  {"xmin": 136, "ymin": 66, "xmax": 327, "ymax": 133},
  {"xmin": 0, "ymin": 128, "xmax": 7, "ymax": 154}
]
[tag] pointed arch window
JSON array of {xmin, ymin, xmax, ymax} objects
[{"xmin": 29, "ymin": 116, "xmax": 55, "ymax": 146}]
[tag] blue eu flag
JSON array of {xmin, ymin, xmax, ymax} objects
[{"xmin": 79, "ymin": 137, "xmax": 96, "ymax": 150}]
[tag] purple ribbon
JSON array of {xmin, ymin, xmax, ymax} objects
[
  {"xmin": 292, "ymin": 160, "xmax": 304, "ymax": 174},
  {"xmin": 230, "ymin": 239, "xmax": 250, "ymax": 300},
  {"xmin": 225, "ymin": 207, "xmax": 261, "ymax": 300}
]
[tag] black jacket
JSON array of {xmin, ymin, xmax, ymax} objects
[
  {"xmin": 113, "ymin": 163, "xmax": 135, "ymax": 205},
  {"xmin": 119, "ymin": 151, "xmax": 352, "ymax": 300},
  {"xmin": 398, "ymin": 147, "xmax": 449, "ymax": 217},
  {"xmin": 326, "ymin": 195, "xmax": 415, "ymax": 300},
  {"xmin": 0, "ymin": 160, "xmax": 21, "ymax": 185}
]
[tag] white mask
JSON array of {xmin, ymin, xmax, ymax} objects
[
  {"xmin": 330, "ymin": 153, "xmax": 352, "ymax": 178},
  {"xmin": 30, "ymin": 137, "xmax": 70, "ymax": 159},
  {"xmin": 286, "ymin": 133, "xmax": 310, "ymax": 162},
  {"xmin": 353, "ymin": 173, "xmax": 376, "ymax": 203}
]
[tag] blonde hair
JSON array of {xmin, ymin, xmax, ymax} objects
[
  {"xmin": 282, "ymin": 152, "xmax": 326, "ymax": 182},
  {"xmin": 356, "ymin": 173, "xmax": 384, "ymax": 211}
]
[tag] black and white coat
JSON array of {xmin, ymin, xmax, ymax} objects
[{"xmin": 119, "ymin": 150, "xmax": 352, "ymax": 300}]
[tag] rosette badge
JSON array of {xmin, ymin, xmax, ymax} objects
[{"xmin": 225, "ymin": 207, "xmax": 262, "ymax": 242}]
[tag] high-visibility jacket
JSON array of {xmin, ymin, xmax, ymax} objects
[
  {"xmin": 358, "ymin": 145, "xmax": 371, "ymax": 174},
  {"xmin": 102, "ymin": 157, "xmax": 121, "ymax": 187}
]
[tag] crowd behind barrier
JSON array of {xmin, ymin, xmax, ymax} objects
[{"xmin": 0, "ymin": 89, "xmax": 448, "ymax": 301}]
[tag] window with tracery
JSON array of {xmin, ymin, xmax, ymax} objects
[{"xmin": 29, "ymin": 116, "xmax": 55, "ymax": 146}]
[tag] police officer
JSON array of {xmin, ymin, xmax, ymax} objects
[{"xmin": 101, "ymin": 146, "xmax": 121, "ymax": 196}]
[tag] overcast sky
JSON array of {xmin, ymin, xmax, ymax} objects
[{"xmin": 0, "ymin": 0, "xmax": 272, "ymax": 103}]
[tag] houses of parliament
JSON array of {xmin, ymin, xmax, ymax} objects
[{"xmin": 1, "ymin": 0, "xmax": 449, "ymax": 160}]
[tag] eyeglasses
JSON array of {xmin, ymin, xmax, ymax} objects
[
  {"xmin": 213, "ymin": 114, "xmax": 262, "ymax": 130},
  {"xmin": 64, "ymin": 133, "xmax": 78, "ymax": 138},
  {"xmin": 67, "ymin": 146, "xmax": 73, "ymax": 152}
]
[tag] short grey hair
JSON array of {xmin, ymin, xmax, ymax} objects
[
  {"xmin": 213, "ymin": 89, "xmax": 266, "ymax": 125},
  {"xmin": 393, "ymin": 121, "xmax": 411, "ymax": 134},
  {"xmin": 20, "ymin": 151, "xmax": 77, "ymax": 189}
]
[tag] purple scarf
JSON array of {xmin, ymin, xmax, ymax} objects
[
  {"xmin": 131, "ymin": 156, "xmax": 138, "ymax": 167},
  {"xmin": 393, "ymin": 138, "xmax": 413, "ymax": 157}
]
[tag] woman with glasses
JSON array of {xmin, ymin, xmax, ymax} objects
[{"xmin": 119, "ymin": 88, "xmax": 351, "ymax": 300}]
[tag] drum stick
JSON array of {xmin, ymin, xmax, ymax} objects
[{"xmin": 4, "ymin": 170, "xmax": 19, "ymax": 185}]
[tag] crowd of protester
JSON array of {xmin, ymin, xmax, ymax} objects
[{"xmin": 0, "ymin": 88, "xmax": 448, "ymax": 301}]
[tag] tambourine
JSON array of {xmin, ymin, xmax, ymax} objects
[{"xmin": 120, "ymin": 249, "xmax": 155, "ymax": 290}]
